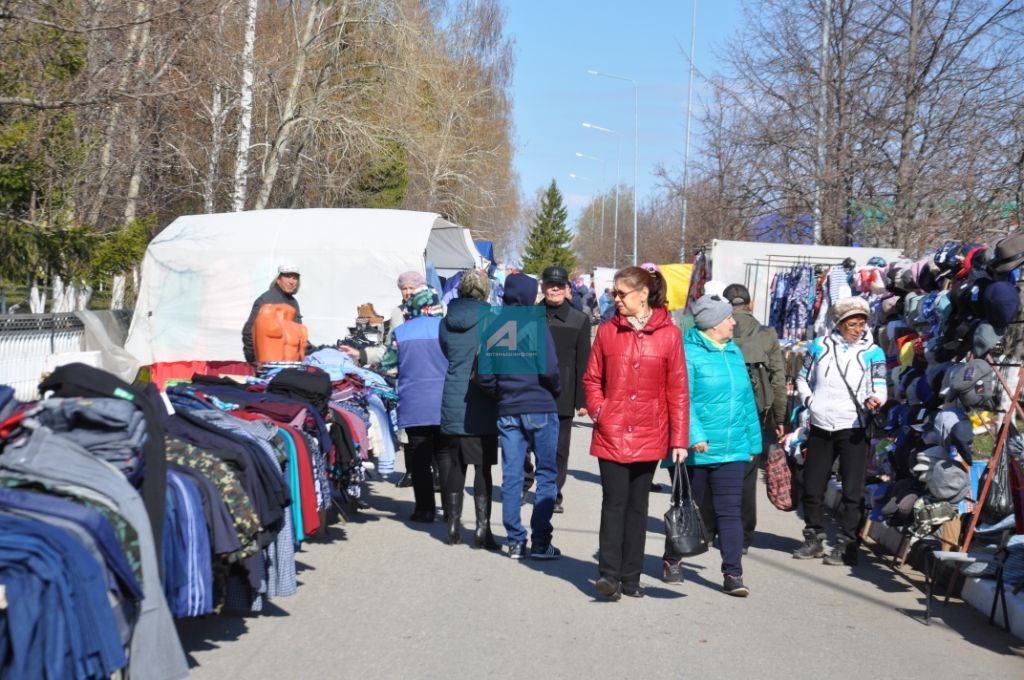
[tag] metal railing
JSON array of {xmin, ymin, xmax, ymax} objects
[{"xmin": 0, "ymin": 313, "xmax": 87, "ymax": 400}]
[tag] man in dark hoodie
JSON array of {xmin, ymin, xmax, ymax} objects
[{"xmin": 476, "ymin": 273, "xmax": 562, "ymax": 560}]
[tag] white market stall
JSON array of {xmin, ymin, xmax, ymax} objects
[{"xmin": 125, "ymin": 208, "xmax": 481, "ymax": 365}]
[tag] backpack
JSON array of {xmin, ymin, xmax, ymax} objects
[{"xmin": 731, "ymin": 318, "xmax": 775, "ymax": 416}]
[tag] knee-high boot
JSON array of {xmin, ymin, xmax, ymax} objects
[
  {"xmin": 446, "ymin": 492, "xmax": 463, "ymax": 545},
  {"xmin": 474, "ymin": 491, "xmax": 500, "ymax": 550}
]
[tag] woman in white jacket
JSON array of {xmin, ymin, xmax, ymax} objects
[{"xmin": 793, "ymin": 297, "xmax": 887, "ymax": 566}]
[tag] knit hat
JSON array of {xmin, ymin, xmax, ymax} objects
[
  {"xmin": 692, "ymin": 295, "xmax": 733, "ymax": 330},
  {"xmin": 405, "ymin": 288, "xmax": 442, "ymax": 318},
  {"xmin": 503, "ymin": 273, "xmax": 538, "ymax": 306},
  {"xmin": 833, "ymin": 296, "xmax": 870, "ymax": 324},
  {"xmin": 458, "ymin": 269, "xmax": 491, "ymax": 302},
  {"xmin": 397, "ymin": 271, "xmax": 427, "ymax": 289},
  {"xmin": 703, "ymin": 280, "xmax": 727, "ymax": 298},
  {"xmin": 982, "ymin": 280, "xmax": 1020, "ymax": 329}
]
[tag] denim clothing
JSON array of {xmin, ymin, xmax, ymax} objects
[
  {"xmin": 0, "ymin": 427, "xmax": 189, "ymax": 680},
  {"xmin": 0, "ymin": 514, "xmax": 128, "ymax": 679},
  {"xmin": 678, "ymin": 461, "xmax": 746, "ymax": 577},
  {"xmin": 498, "ymin": 412, "xmax": 559, "ymax": 544}
]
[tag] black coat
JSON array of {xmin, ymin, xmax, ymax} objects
[
  {"xmin": 242, "ymin": 282, "xmax": 302, "ymax": 363},
  {"xmin": 545, "ymin": 301, "xmax": 592, "ymax": 417}
]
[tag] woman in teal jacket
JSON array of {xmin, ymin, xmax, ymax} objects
[{"xmin": 662, "ymin": 295, "xmax": 761, "ymax": 596}]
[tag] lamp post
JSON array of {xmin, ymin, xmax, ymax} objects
[
  {"xmin": 575, "ymin": 152, "xmax": 607, "ymax": 239},
  {"xmin": 681, "ymin": 0, "xmax": 697, "ymax": 262},
  {"xmin": 568, "ymin": 173, "xmax": 598, "ymax": 238},
  {"xmin": 588, "ymin": 69, "xmax": 638, "ymax": 265},
  {"xmin": 583, "ymin": 122, "xmax": 621, "ymax": 267}
]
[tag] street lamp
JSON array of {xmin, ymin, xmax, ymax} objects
[
  {"xmin": 582, "ymin": 122, "xmax": 621, "ymax": 267},
  {"xmin": 575, "ymin": 152, "xmax": 607, "ymax": 240},
  {"xmin": 568, "ymin": 173, "xmax": 598, "ymax": 238},
  {"xmin": 588, "ymin": 69, "xmax": 638, "ymax": 265}
]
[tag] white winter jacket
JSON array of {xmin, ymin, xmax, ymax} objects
[{"xmin": 796, "ymin": 329, "xmax": 887, "ymax": 432}]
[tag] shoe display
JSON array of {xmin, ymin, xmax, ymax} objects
[
  {"xmin": 662, "ymin": 559, "xmax": 684, "ymax": 584},
  {"xmin": 596, "ymin": 576, "xmax": 622, "ymax": 601},
  {"xmin": 507, "ymin": 541, "xmax": 527, "ymax": 560},
  {"xmin": 723, "ymin": 575, "xmax": 750, "ymax": 597},
  {"xmin": 529, "ymin": 543, "xmax": 561, "ymax": 560},
  {"xmin": 621, "ymin": 583, "xmax": 645, "ymax": 598}
]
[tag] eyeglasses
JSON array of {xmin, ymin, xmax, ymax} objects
[{"xmin": 612, "ymin": 288, "xmax": 638, "ymax": 299}]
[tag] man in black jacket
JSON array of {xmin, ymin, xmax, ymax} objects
[
  {"xmin": 242, "ymin": 265, "xmax": 302, "ymax": 364},
  {"xmin": 541, "ymin": 265, "xmax": 592, "ymax": 513}
]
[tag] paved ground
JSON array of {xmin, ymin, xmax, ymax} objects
[{"xmin": 178, "ymin": 417, "xmax": 1024, "ymax": 679}]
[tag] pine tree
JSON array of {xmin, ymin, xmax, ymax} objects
[{"xmin": 521, "ymin": 180, "xmax": 577, "ymax": 275}]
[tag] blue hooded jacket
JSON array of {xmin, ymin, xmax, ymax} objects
[{"xmin": 475, "ymin": 274, "xmax": 561, "ymax": 415}]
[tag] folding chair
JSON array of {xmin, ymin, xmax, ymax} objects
[{"xmin": 924, "ymin": 531, "xmax": 1011, "ymax": 632}]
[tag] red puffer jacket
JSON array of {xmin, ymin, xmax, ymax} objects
[{"xmin": 583, "ymin": 307, "xmax": 689, "ymax": 463}]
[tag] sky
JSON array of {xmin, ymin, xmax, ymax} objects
[{"xmin": 504, "ymin": 0, "xmax": 743, "ymax": 228}]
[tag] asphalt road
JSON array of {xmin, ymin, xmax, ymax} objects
[{"xmin": 178, "ymin": 418, "xmax": 1023, "ymax": 679}]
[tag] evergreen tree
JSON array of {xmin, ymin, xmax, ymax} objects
[{"xmin": 521, "ymin": 180, "xmax": 576, "ymax": 275}]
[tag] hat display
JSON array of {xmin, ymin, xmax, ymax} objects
[
  {"xmin": 278, "ymin": 265, "xmax": 300, "ymax": 275},
  {"xmin": 692, "ymin": 295, "xmax": 733, "ymax": 331},
  {"xmin": 541, "ymin": 266, "xmax": 569, "ymax": 285},
  {"xmin": 949, "ymin": 419, "xmax": 976, "ymax": 465},
  {"xmin": 833, "ymin": 296, "xmax": 870, "ymax": 324},
  {"xmin": 971, "ymin": 321, "xmax": 1003, "ymax": 358},
  {"xmin": 987, "ymin": 231, "xmax": 1024, "ymax": 274},
  {"xmin": 944, "ymin": 359, "xmax": 996, "ymax": 410},
  {"xmin": 927, "ymin": 460, "xmax": 970, "ymax": 504},
  {"xmin": 982, "ymin": 280, "xmax": 1020, "ymax": 329}
]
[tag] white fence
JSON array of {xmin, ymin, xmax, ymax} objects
[{"xmin": 0, "ymin": 314, "xmax": 86, "ymax": 400}]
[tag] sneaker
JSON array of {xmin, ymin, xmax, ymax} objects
[
  {"xmin": 552, "ymin": 500, "xmax": 564, "ymax": 514},
  {"xmin": 507, "ymin": 541, "xmax": 526, "ymax": 560},
  {"xmin": 529, "ymin": 543, "xmax": 562, "ymax": 560},
  {"xmin": 662, "ymin": 559, "xmax": 684, "ymax": 584},
  {"xmin": 723, "ymin": 575, "xmax": 749, "ymax": 597},
  {"xmin": 621, "ymin": 582, "xmax": 645, "ymax": 598},
  {"xmin": 596, "ymin": 576, "xmax": 622, "ymax": 601}
]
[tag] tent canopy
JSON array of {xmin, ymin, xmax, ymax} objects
[{"xmin": 125, "ymin": 208, "xmax": 479, "ymax": 364}]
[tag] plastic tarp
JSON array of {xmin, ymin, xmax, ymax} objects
[
  {"xmin": 475, "ymin": 240, "xmax": 495, "ymax": 264},
  {"xmin": 125, "ymin": 208, "xmax": 479, "ymax": 365},
  {"xmin": 429, "ymin": 224, "xmax": 485, "ymax": 277}
]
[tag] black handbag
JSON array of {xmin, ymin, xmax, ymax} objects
[{"xmin": 664, "ymin": 462, "xmax": 710, "ymax": 558}]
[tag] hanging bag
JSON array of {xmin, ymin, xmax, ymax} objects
[
  {"xmin": 979, "ymin": 419, "xmax": 1018, "ymax": 524},
  {"xmin": 664, "ymin": 462, "xmax": 710, "ymax": 557},
  {"xmin": 765, "ymin": 443, "xmax": 798, "ymax": 511}
]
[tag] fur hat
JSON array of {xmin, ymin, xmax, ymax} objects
[{"xmin": 833, "ymin": 296, "xmax": 870, "ymax": 324}]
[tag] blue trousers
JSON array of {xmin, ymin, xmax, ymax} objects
[
  {"xmin": 688, "ymin": 461, "xmax": 746, "ymax": 577},
  {"xmin": 498, "ymin": 413, "xmax": 559, "ymax": 545}
]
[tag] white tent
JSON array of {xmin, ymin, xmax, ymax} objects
[{"xmin": 124, "ymin": 208, "xmax": 480, "ymax": 364}]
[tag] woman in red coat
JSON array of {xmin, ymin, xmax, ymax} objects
[{"xmin": 583, "ymin": 265, "xmax": 689, "ymax": 600}]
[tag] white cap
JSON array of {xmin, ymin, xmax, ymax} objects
[
  {"xmin": 278, "ymin": 265, "xmax": 300, "ymax": 275},
  {"xmin": 703, "ymin": 280, "xmax": 727, "ymax": 298}
]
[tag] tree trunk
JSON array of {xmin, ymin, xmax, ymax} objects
[{"xmin": 232, "ymin": 0, "xmax": 258, "ymax": 212}]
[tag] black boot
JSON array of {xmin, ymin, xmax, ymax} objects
[
  {"xmin": 446, "ymin": 492, "xmax": 463, "ymax": 545},
  {"xmin": 792, "ymin": 528, "xmax": 826, "ymax": 559},
  {"xmin": 473, "ymin": 493, "xmax": 500, "ymax": 550},
  {"xmin": 823, "ymin": 536, "xmax": 859, "ymax": 566}
]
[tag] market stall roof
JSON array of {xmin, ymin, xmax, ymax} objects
[{"xmin": 124, "ymin": 208, "xmax": 478, "ymax": 365}]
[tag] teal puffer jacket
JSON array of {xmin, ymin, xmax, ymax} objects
[{"xmin": 667, "ymin": 327, "xmax": 762, "ymax": 467}]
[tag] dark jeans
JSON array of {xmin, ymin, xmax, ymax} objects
[
  {"xmin": 672, "ymin": 462, "xmax": 745, "ymax": 577},
  {"xmin": 701, "ymin": 454, "xmax": 762, "ymax": 549},
  {"xmin": 598, "ymin": 458, "xmax": 657, "ymax": 586},
  {"xmin": 405, "ymin": 425, "xmax": 441, "ymax": 514},
  {"xmin": 802, "ymin": 426, "xmax": 868, "ymax": 542}
]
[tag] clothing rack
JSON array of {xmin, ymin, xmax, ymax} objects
[{"xmin": 743, "ymin": 254, "xmax": 848, "ymax": 326}]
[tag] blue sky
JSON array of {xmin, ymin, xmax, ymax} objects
[{"xmin": 504, "ymin": 0, "xmax": 742, "ymax": 225}]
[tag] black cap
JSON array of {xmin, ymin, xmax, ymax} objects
[
  {"xmin": 541, "ymin": 266, "xmax": 569, "ymax": 285},
  {"xmin": 722, "ymin": 283, "xmax": 751, "ymax": 307}
]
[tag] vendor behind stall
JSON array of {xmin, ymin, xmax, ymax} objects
[{"xmin": 242, "ymin": 265, "xmax": 304, "ymax": 364}]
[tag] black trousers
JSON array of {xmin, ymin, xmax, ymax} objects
[
  {"xmin": 802, "ymin": 426, "xmax": 868, "ymax": 542},
  {"xmin": 405, "ymin": 425, "xmax": 441, "ymax": 514},
  {"xmin": 437, "ymin": 435, "xmax": 494, "ymax": 500},
  {"xmin": 597, "ymin": 458, "xmax": 657, "ymax": 585},
  {"xmin": 700, "ymin": 454, "xmax": 762, "ymax": 548}
]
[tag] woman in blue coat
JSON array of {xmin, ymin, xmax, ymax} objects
[{"xmin": 662, "ymin": 295, "xmax": 761, "ymax": 596}]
